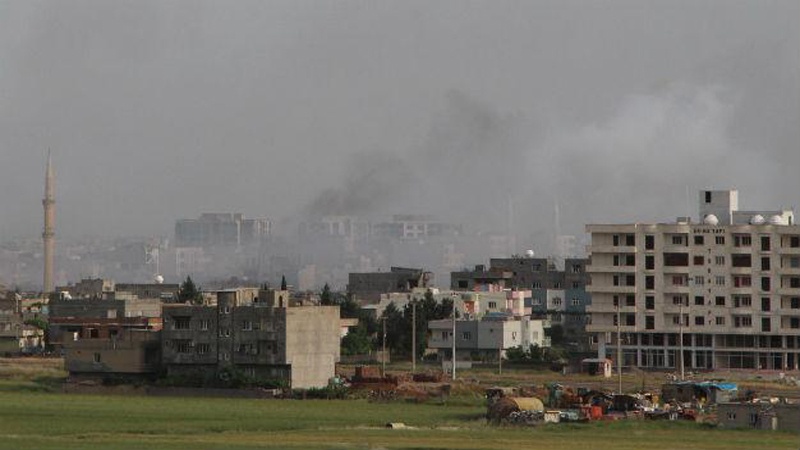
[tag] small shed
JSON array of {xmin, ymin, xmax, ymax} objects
[{"xmin": 581, "ymin": 358, "xmax": 612, "ymax": 378}]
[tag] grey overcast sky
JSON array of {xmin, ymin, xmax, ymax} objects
[{"xmin": 1, "ymin": 1, "xmax": 798, "ymax": 241}]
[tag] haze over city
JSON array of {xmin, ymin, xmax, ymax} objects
[{"xmin": 1, "ymin": 1, "xmax": 798, "ymax": 278}]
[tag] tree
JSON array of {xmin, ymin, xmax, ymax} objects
[
  {"xmin": 178, "ymin": 276, "xmax": 202, "ymax": 304},
  {"xmin": 320, "ymin": 283, "xmax": 333, "ymax": 306}
]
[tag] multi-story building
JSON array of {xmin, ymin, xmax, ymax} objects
[
  {"xmin": 161, "ymin": 289, "xmax": 340, "ymax": 389},
  {"xmin": 175, "ymin": 213, "xmax": 271, "ymax": 248},
  {"xmin": 451, "ymin": 256, "xmax": 591, "ymax": 339},
  {"xmin": 587, "ymin": 190, "xmax": 800, "ymax": 371}
]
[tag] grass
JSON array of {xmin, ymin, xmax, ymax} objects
[
  {"xmin": 0, "ymin": 358, "xmax": 797, "ymax": 449},
  {"xmin": 0, "ymin": 391, "xmax": 797, "ymax": 450}
]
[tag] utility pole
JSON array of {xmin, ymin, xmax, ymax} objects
[
  {"xmin": 382, "ymin": 316, "xmax": 387, "ymax": 378},
  {"xmin": 498, "ymin": 342, "xmax": 503, "ymax": 375},
  {"xmin": 412, "ymin": 300, "xmax": 417, "ymax": 374},
  {"xmin": 451, "ymin": 302, "xmax": 457, "ymax": 381},
  {"xmin": 679, "ymin": 301, "xmax": 685, "ymax": 381},
  {"xmin": 616, "ymin": 302, "xmax": 622, "ymax": 394}
]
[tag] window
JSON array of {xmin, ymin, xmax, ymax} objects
[
  {"xmin": 613, "ymin": 235, "xmax": 620, "ymax": 246},
  {"xmin": 694, "ymin": 276, "xmax": 705, "ymax": 286},
  {"xmin": 219, "ymin": 328, "xmax": 230, "ymax": 338},
  {"xmin": 625, "ymin": 234, "xmax": 635, "ymax": 246},
  {"xmin": 733, "ymin": 295, "xmax": 752, "ymax": 308},
  {"xmin": 715, "ymin": 296, "xmax": 726, "ymax": 306},
  {"xmin": 734, "ymin": 234, "xmax": 752, "ymax": 247},
  {"xmin": 705, "ymin": 191, "xmax": 712, "ymax": 203},
  {"xmin": 457, "ymin": 280, "xmax": 468, "ymax": 289},
  {"xmin": 762, "ymin": 318, "xmax": 771, "ymax": 332},
  {"xmin": 791, "ymin": 236, "xmax": 800, "ymax": 248},
  {"xmin": 693, "ymin": 255, "xmax": 705, "ymax": 265},
  {"xmin": 672, "ymin": 295, "xmax": 686, "ymax": 306},
  {"xmin": 715, "ymin": 256, "xmax": 725, "ymax": 265},
  {"xmin": 625, "ymin": 295, "xmax": 635, "ymax": 307},
  {"xmin": 625, "ymin": 314, "xmax": 635, "ymax": 326},
  {"xmin": 175, "ymin": 340, "xmax": 192, "ymax": 353},
  {"xmin": 733, "ymin": 315, "xmax": 752, "ymax": 328},
  {"xmin": 488, "ymin": 301, "xmax": 497, "ymax": 309},
  {"xmin": 761, "ymin": 277, "xmax": 771, "ymax": 292},
  {"xmin": 694, "ymin": 235, "xmax": 704, "ymax": 245},
  {"xmin": 694, "ymin": 296, "xmax": 704, "ymax": 306},
  {"xmin": 791, "ymin": 298, "xmax": 800, "ymax": 309},
  {"xmin": 761, "ymin": 257, "xmax": 771, "ymax": 271},
  {"xmin": 646, "ymin": 316, "xmax": 655, "ymax": 330},
  {"xmin": 199, "ymin": 319, "xmax": 210, "ymax": 331},
  {"xmin": 645, "ymin": 296, "xmax": 655, "ymax": 310},
  {"xmin": 93, "ymin": 353, "xmax": 101, "ymax": 363},
  {"xmin": 196, "ymin": 343, "xmax": 210, "ymax": 354},
  {"xmin": 645, "ymin": 235, "xmax": 654, "ymax": 250},
  {"xmin": 790, "ymin": 257, "xmax": 800, "ymax": 268},
  {"xmin": 223, "ymin": 306, "xmax": 230, "ymax": 314},
  {"xmin": 645, "ymin": 255, "xmax": 654, "ymax": 270},
  {"xmin": 672, "ymin": 275, "xmax": 687, "ymax": 286},
  {"xmin": 571, "ymin": 298, "xmax": 581, "ymax": 306},
  {"xmin": 533, "ymin": 298, "xmax": 542, "ymax": 306},
  {"xmin": 552, "ymin": 297, "xmax": 562, "ymax": 307},
  {"xmin": 462, "ymin": 332, "xmax": 472, "ymax": 340},
  {"xmin": 731, "ymin": 254, "xmax": 752, "ymax": 267},
  {"xmin": 715, "ymin": 236, "xmax": 725, "ymax": 245},
  {"xmin": 172, "ymin": 316, "xmax": 191, "ymax": 330},
  {"xmin": 441, "ymin": 331, "xmax": 448, "ymax": 340},
  {"xmin": 716, "ymin": 317, "xmax": 725, "ymax": 326},
  {"xmin": 242, "ymin": 320, "xmax": 253, "ymax": 331},
  {"xmin": 671, "ymin": 235, "xmax": 686, "ymax": 246},
  {"xmin": 791, "ymin": 318, "xmax": 800, "ymax": 329},
  {"xmin": 664, "ymin": 253, "xmax": 689, "ymax": 266},
  {"xmin": 791, "ymin": 277, "xmax": 800, "ymax": 288},
  {"xmin": 761, "ymin": 298, "xmax": 771, "ymax": 312},
  {"xmin": 645, "ymin": 276, "xmax": 655, "ymax": 290},
  {"xmin": 733, "ymin": 276, "xmax": 750, "ymax": 287},
  {"xmin": 572, "ymin": 281, "xmax": 581, "ymax": 288},
  {"xmin": 695, "ymin": 316, "xmax": 705, "ymax": 326},
  {"xmin": 761, "ymin": 236, "xmax": 771, "ymax": 251}
]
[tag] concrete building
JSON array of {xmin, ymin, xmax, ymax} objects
[
  {"xmin": 367, "ymin": 288, "xmax": 530, "ymax": 321},
  {"xmin": 428, "ymin": 315, "xmax": 549, "ymax": 362},
  {"xmin": 48, "ymin": 297, "xmax": 162, "ymax": 350},
  {"xmin": 717, "ymin": 401, "xmax": 800, "ymax": 432},
  {"xmin": 64, "ymin": 328, "xmax": 161, "ymax": 378},
  {"xmin": 161, "ymin": 289, "xmax": 340, "ymax": 389},
  {"xmin": 348, "ymin": 267, "xmax": 432, "ymax": 304},
  {"xmin": 587, "ymin": 190, "xmax": 800, "ymax": 370},
  {"xmin": 175, "ymin": 213, "xmax": 271, "ymax": 248},
  {"xmin": 452, "ymin": 257, "xmax": 591, "ymax": 339}
]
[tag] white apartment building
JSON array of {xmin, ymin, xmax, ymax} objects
[
  {"xmin": 428, "ymin": 315, "xmax": 549, "ymax": 362},
  {"xmin": 587, "ymin": 190, "xmax": 800, "ymax": 371}
]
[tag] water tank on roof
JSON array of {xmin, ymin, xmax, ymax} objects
[
  {"xmin": 750, "ymin": 214, "xmax": 765, "ymax": 225},
  {"xmin": 525, "ymin": 249, "xmax": 535, "ymax": 258},
  {"xmin": 703, "ymin": 214, "xmax": 719, "ymax": 226},
  {"xmin": 769, "ymin": 215, "xmax": 785, "ymax": 225}
]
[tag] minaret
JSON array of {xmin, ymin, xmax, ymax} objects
[{"xmin": 42, "ymin": 150, "xmax": 55, "ymax": 294}]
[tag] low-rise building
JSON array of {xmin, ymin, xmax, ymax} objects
[
  {"xmin": 348, "ymin": 267, "xmax": 432, "ymax": 304},
  {"xmin": 428, "ymin": 315, "xmax": 549, "ymax": 362}
]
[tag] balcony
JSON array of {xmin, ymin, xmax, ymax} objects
[
  {"xmin": 587, "ymin": 285, "xmax": 636, "ymax": 294},
  {"xmin": 778, "ymin": 287, "xmax": 800, "ymax": 296},
  {"xmin": 587, "ymin": 264, "xmax": 636, "ymax": 273},
  {"xmin": 586, "ymin": 245, "xmax": 637, "ymax": 254},
  {"xmin": 778, "ymin": 247, "xmax": 800, "ymax": 255}
]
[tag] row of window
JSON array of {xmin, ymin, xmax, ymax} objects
[
  {"xmin": 167, "ymin": 340, "xmax": 277, "ymax": 355},
  {"xmin": 616, "ymin": 294, "xmax": 800, "ymax": 310},
  {"xmin": 169, "ymin": 317, "xmax": 273, "ymax": 332},
  {"xmin": 611, "ymin": 234, "xmax": 800, "ymax": 249}
]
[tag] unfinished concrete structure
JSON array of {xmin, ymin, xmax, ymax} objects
[
  {"xmin": 161, "ymin": 288, "xmax": 340, "ymax": 388},
  {"xmin": 348, "ymin": 267, "xmax": 432, "ymax": 304},
  {"xmin": 587, "ymin": 190, "xmax": 800, "ymax": 370}
]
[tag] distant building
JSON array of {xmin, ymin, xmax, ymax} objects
[
  {"xmin": 348, "ymin": 267, "xmax": 432, "ymax": 304},
  {"xmin": 175, "ymin": 213, "xmax": 271, "ymax": 248},
  {"xmin": 372, "ymin": 214, "xmax": 462, "ymax": 240},
  {"xmin": 161, "ymin": 288, "xmax": 340, "ymax": 389},
  {"xmin": 64, "ymin": 328, "xmax": 161, "ymax": 378},
  {"xmin": 717, "ymin": 401, "xmax": 800, "ymax": 432},
  {"xmin": 428, "ymin": 315, "xmax": 549, "ymax": 362}
]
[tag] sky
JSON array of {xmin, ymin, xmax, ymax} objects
[{"xmin": 1, "ymin": 0, "xmax": 798, "ymax": 245}]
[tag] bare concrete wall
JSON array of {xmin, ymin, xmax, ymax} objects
[{"xmin": 285, "ymin": 306, "xmax": 340, "ymax": 389}]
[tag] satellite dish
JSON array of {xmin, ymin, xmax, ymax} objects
[
  {"xmin": 750, "ymin": 214, "xmax": 765, "ymax": 225},
  {"xmin": 525, "ymin": 249, "xmax": 535, "ymax": 258},
  {"xmin": 154, "ymin": 274, "xmax": 164, "ymax": 284},
  {"xmin": 769, "ymin": 215, "xmax": 785, "ymax": 225}
]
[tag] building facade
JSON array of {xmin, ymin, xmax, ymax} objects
[
  {"xmin": 428, "ymin": 315, "xmax": 549, "ymax": 362},
  {"xmin": 587, "ymin": 190, "xmax": 800, "ymax": 370},
  {"xmin": 161, "ymin": 289, "xmax": 340, "ymax": 389}
]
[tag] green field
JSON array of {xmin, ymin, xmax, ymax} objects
[
  {"xmin": 0, "ymin": 391, "xmax": 797, "ymax": 450},
  {"xmin": 0, "ymin": 358, "xmax": 797, "ymax": 449}
]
